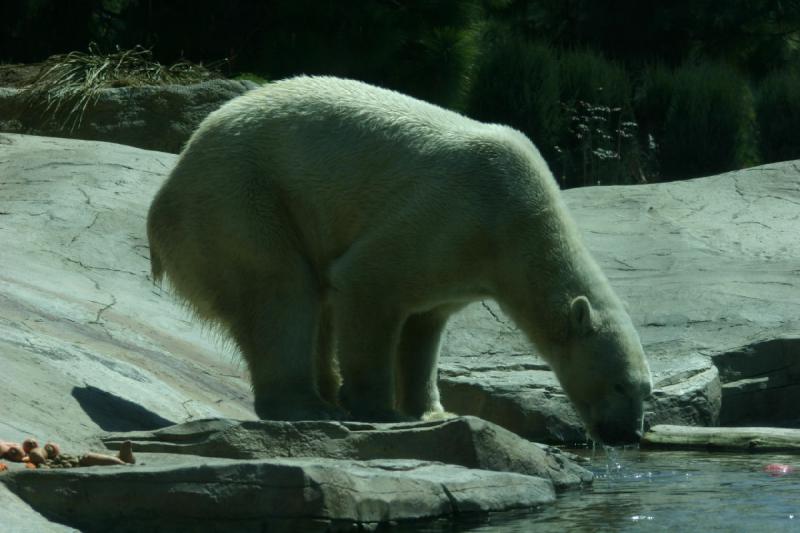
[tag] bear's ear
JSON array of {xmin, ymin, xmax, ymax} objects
[{"xmin": 570, "ymin": 296, "xmax": 595, "ymax": 336}]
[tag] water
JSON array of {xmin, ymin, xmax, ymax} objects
[{"xmin": 408, "ymin": 448, "xmax": 800, "ymax": 532}]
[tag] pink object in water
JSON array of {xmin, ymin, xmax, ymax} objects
[{"xmin": 764, "ymin": 463, "xmax": 795, "ymax": 475}]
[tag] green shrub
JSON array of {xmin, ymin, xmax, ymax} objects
[
  {"xmin": 558, "ymin": 49, "xmax": 631, "ymax": 110},
  {"xmin": 252, "ymin": 0, "xmax": 480, "ymax": 109},
  {"xmin": 465, "ymin": 27, "xmax": 562, "ymax": 161},
  {"xmin": 389, "ymin": 24, "xmax": 479, "ymax": 109},
  {"xmin": 468, "ymin": 40, "xmax": 652, "ymax": 187},
  {"xmin": 555, "ymin": 50, "xmax": 646, "ymax": 187},
  {"xmin": 234, "ymin": 72, "xmax": 268, "ymax": 85},
  {"xmin": 635, "ymin": 64, "xmax": 673, "ymax": 142},
  {"xmin": 659, "ymin": 62, "xmax": 759, "ymax": 180},
  {"xmin": 756, "ymin": 69, "xmax": 800, "ymax": 163}
]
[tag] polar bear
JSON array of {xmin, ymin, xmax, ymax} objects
[{"xmin": 147, "ymin": 76, "xmax": 652, "ymax": 445}]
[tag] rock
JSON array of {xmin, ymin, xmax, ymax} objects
[
  {"xmin": 3, "ymin": 457, "xmax": 555, "ymax": 532},
  {"xmin": 0, "ymin": 483, "xmax": 78, "ymax": 533},
  {"xmin": 642, "ymin": 424, "xmax": 800, "ymax": 452},
  {"xmin": 440, "ymin": 164, "xmax": 800, "ymax": 440},
  {"xmin": 100, "ymin": 416, "xmax": 593, "ymax": 490},
  {"xmin": 713, "ymin": 337, "xmax": 800, "ymax": 426},
  {"xmin": 0, "ymin": 79, "xmax": 257, "ymax": 153},
  {"xmin": 0, "ymin": 133, "xmax": 256, "ymax": 455}
]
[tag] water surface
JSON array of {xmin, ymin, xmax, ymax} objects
[{"xmin": 411, "ymin": 448, "xmax": 800, "ymax": 532}]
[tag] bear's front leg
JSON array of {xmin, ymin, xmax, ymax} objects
[{"xmin": 395, "ymin": 308, "xmax": 453, "ymax": 419}]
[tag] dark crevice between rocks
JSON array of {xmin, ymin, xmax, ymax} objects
[
  {"xmin": 712, "ymin": 337, "xmax": 800, "ymax": 427},
  {"xmin": 441, "ymin": 483, "xmax": 460, "ymax": 516},
  {"xmin": 71, "ymin": 385, "xmax": 175, "ymax": 431}
]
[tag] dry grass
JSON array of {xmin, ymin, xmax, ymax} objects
[{"xmin": 21, "ymin": 44, "xmax": 221, "ymax": 131}]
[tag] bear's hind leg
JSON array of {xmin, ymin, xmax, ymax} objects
[
  {"xmin": 395, "ymin": 308, "xmax": 453, "ymax": 419},
  {"xmin": 232, "ymin": 261, "xmax": 344, "ymax": 421}
]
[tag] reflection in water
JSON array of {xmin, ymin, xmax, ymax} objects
[{"xmin": 406, "ymin": 448, "xmax": 800, "ymax": 532}]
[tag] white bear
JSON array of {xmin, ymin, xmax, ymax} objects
[{"xmin": 147, "ymin": 76, "xmax": 652, "ymax": 445}]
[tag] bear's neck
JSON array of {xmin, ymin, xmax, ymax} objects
[{"xmin": 494, "ymin": 197, "xmax": 621, "ymax": 355}]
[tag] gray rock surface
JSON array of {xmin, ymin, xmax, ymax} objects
[
  {"xmin": 0, "ymin": 133, "xmax": 257, "ymax": 457},
  {"xmin": 3, "ymin": 456, "xmax": 555, "ymax": 532},
  {"xmin": 100, "ymin": 416, "xmax": 593, "ymax": 490},
  {"xmin": 0, "ymin": 483, "xmax": 78, "ymax": 533},
  {"xmin": 714, "ymin": 337, "xmax": 800, "ymax": 426},
  {"xmin": 0, "ymin": 79, "xmax": 256, "ymax": 153},
  {"xmin": 440, "ymin": 165, "xmax": 800, "ymax": 441}
]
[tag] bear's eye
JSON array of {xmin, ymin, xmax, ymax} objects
[{"xmin": 613, "ymin": 384, "xmax": 627, "ymax": 396}]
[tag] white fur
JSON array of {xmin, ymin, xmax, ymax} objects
[{"xmin": 147, "ymin": 76, "xmax": 652, "ymax": 442}]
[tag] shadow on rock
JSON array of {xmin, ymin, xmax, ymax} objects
[{"xmin": 71, "ymin": 385, "xmax": 175, "ymax": 432}]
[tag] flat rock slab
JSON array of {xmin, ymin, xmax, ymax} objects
[
  {"xmin": 101, "ymin": 416, "xmax": 593, "ymax": 490},
  {"xmin": 2, "ymin": 457, "xmax": 555, "ymax": 532},
  {"xmin": 642, "ymin": 424, "xmax": 800, "ymax": 452}
]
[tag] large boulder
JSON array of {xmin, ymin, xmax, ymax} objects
[
  {"xmin": 2, "ymin": 416, "xmax": 591, "ymax": 531},
  {"xmin": 99, "ymin": 416, "xmax": 593, "ymax": 490},
  {"xmin": 0, "ymin": 79, "xmax": 256, "ymax": 153},
  {"xmin": 3, "ymin": 456, "xmax": 555, "ymax": 533}
]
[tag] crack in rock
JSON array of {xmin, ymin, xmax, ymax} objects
[
  {"xmin": 89, "ymin": 295, "xmax": 117, "ymax": 325},
  {"xmin": 70, "ymin": 211, "xmax": 100, "ymax": 245},
  {"xmin": 480, "ymin": 301, "xmax": 515, "ymax": 332},
  {"xmin": 77, "ymin": 186, "xmax": 92, "ymax": 206},
  {"xmin": 61, "ymin": 255, "xmax": 140, "ymax": 277}
]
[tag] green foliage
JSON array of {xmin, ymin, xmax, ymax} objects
[
  {"xmin": 0, "ymin": 0, "xmax": 95, "ymax": 63},
  {"xmin": 20, "ymin": 44, "xmax": 217, "ymax": 132},
  {"xmin": 756, "ymin": 70, "xmax": 800, "ymax": 162},
  {"xmin": 465, "ymin": 25, "xmax": 561, "ymax": 159},
  {"xmin": 4, "ymin": 0, "xmax": 797, "ymax": 184},
  {"xmin": 557, "ymin": 49, "xmax": 630, "ymax": 109},
  {"xmin": 467, "ymin": 35, "xmax": 651, "ymax": 187},
  {"xmin": 234, "ymin": 73, "xmax": 268, "ymax": 85},
  {"xmin": 634, "ymin": 64, "xmax": 673, "ymax": 145},
  {"xmin": 234, "ymin": 0, "xmax": 480, "ymax": 108},
  {"xmin": 485, "ymin": 0, "xmax": 800, "ymax": 76},
  {"xmin": 387, "ymin": 23, "xmax": 480, "ymax": 109},
  {"xmin": 555, "ymin": 50, "xmax": 648, "ymax": 187},
  {"xmin": 658, "ymin": 62, "xmax": 759, "ymax": 180}
]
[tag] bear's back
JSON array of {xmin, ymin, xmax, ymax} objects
[
  {"xmin": 168, "ymin": 76, "xmax": 562, "ymax": 263},
  {"xmin": 235, "ymin": 76, "xmax": 481, "ymax": 142}
]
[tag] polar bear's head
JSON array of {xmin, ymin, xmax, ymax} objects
[{"xmin": 550, "ymin": 296, "xmax": 653, "ymax": 446}]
